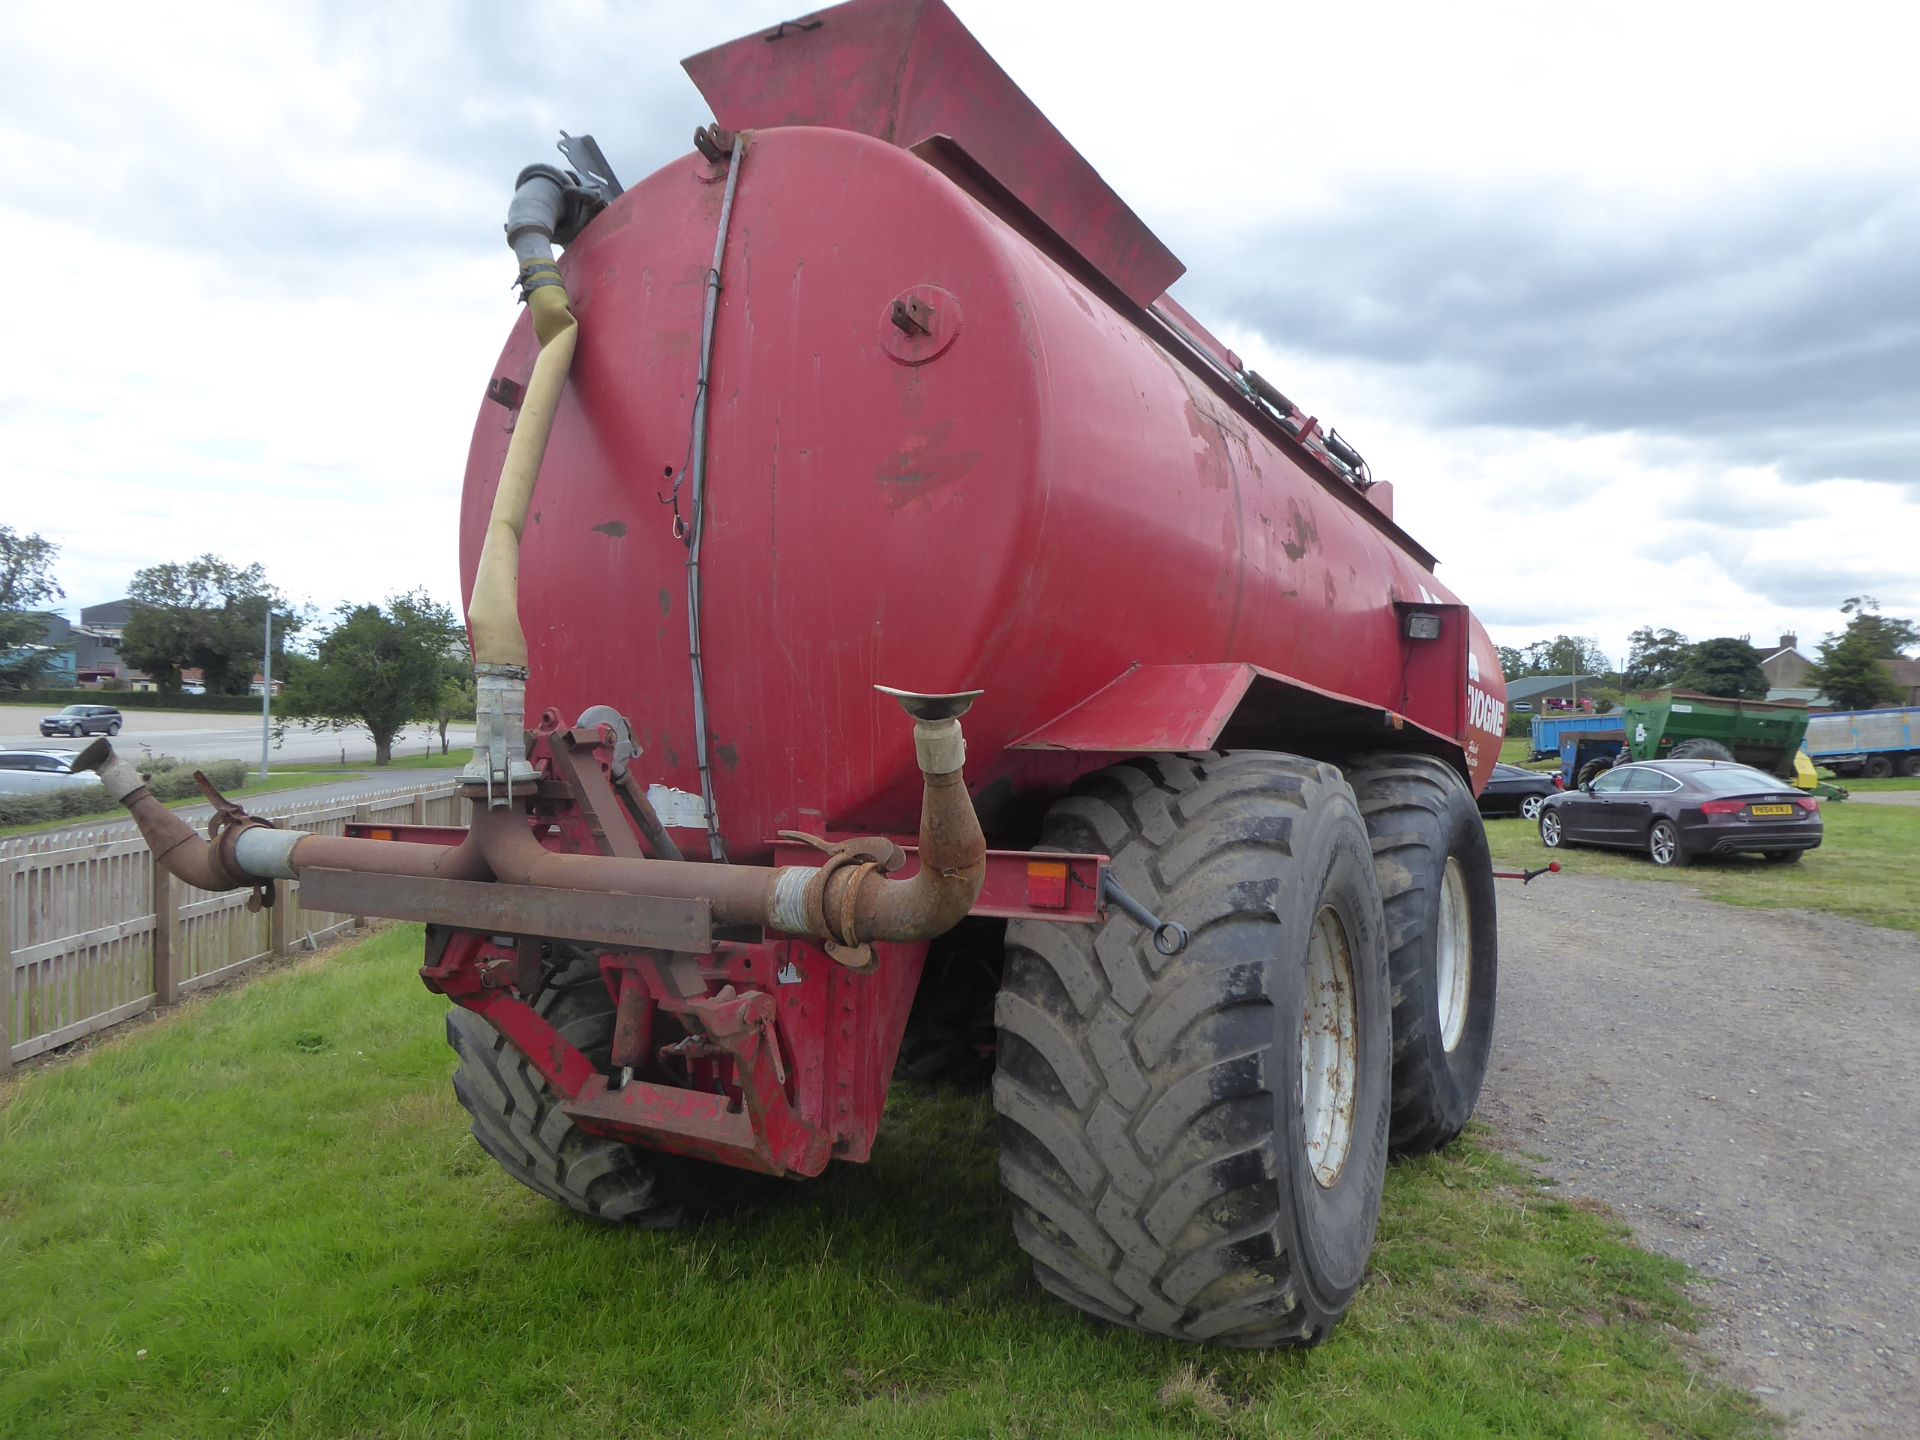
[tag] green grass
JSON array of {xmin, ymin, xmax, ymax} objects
[
  {"xmin": 271, "ymin": 748, "xmax": 471, "ymax": 775},
  {"xmin": 0, "ymin": 929, "xmax": 1771, "ymax": 1439},
  {"xmin": 1487, "ymin": 798, "xmax": 1920, "ymax": 934},
  {"xmin": 1848, "ymin": 775, "xmax": 1920, "ymax": 792},
  {"xmin": 1498, "ymin": 736, "xmax": 1562, "ymax": 772}
]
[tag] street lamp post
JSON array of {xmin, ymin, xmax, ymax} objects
[{"xmin": 260, "ymin": 609, "xmax": 273, "ymax": 780}]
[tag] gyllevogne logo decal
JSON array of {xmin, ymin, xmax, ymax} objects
[{"xmin": 1465, "ymin": 647, "xmax": 1504, "ymax": 735}]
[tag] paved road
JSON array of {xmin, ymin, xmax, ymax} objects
[
  {"xmin": 1845, "ymin": 790, "xmax": 1920, "ymax": 807},
  {"xmin": 1484, "ymin": 873, "xmax": 1918, "ymax": 1439},
  {"xmin": 1, "ymin": 706, "xmax": 474, "ymax": 768}
]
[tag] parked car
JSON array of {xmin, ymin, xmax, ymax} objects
[
  {"xmin": 1538, "ymin": 759, "xmax": 1822, "ymax": 868},
  {"xmin": 1478, "ymin": 762, "xmax": 1562, "ymax": 820},
  {"xmin": 38, "ymin": 704, "xmax": 123, "ymax": 738},
  {"xmin": 0, "ymin": 750, "xmax": 104, "ymax": 797}
]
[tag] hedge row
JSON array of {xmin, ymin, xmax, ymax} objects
[
  {"xmin": 0, "ymin": 758, "xmax": 251, "ymax": 829},
  {"xmin": 3, "ymin": 687, "xmax": 263, "ymax": 714}
]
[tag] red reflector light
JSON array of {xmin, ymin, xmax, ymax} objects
[
  {"xmin": 1552, "ymin": 774, "xmax": 1565, "ymax": 789},
  {"xmin": 1025, "ymin": 860, "xmax": 1070, "ymax": 910},
  {"xmin": 1699, "ymin": 800, "xmax": 1745, "ymax": 815},
  {"xmin": 369, "ymin": 827, "xmax": 395, "ymax": 841}
]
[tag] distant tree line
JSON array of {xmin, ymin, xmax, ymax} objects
[
  {"xmin": 1620, "ymin": 598, "xmax": 1915, "ymax": 707},
  {"xmin": 0, "ymin": 531, "xmax": 473, "ymax": 766}
]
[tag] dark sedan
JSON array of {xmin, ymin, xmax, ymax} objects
[
  {"xmin": 1538, "ymin": 759, "xmax": 1822, "ymax": 868},
  {"xmin": 1479, "ymin": 762, "xmax": 1563, "ymax": 820}
]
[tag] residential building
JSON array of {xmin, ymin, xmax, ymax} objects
[
  {"xmin": 1759, "ymin": 633, "xmax": 1814, "ymax": 691},
  {"xmin": 1506, "ymin": 674, "xmax": 1603, "ymax": 710}
]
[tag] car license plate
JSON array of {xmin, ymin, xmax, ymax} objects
[{"xmin": 1750, "ymin": 804, "xmax": 1793, "ymax": 816}]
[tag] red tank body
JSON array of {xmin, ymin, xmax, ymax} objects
[{"xmin": 460, "ymin": 12, "xmax": 1507, "ymax": 862}]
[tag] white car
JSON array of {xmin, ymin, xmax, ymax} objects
[{"xmin": 0, "ymin": 750, "xmax": 106, "ymax": 797}]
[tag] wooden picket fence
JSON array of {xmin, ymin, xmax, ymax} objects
[{"xmin": 1, "ymin": 781, "xmax": 468, "ymax": 1068}]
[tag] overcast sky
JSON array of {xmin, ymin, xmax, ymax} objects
[{"xmin": 5, "ymin": 0, "xmax": 1916, "ymax": 670}]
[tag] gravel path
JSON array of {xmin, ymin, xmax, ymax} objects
[{"xmin": 1481, "ymin": 873, "xmax": 1919, "ymax": 1438}]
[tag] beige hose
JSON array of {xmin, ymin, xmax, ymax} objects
[{"xmin": 467, "ymin": 275, "xmax": 577, "ymax": 669}]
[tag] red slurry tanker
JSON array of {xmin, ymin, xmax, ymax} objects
[{"xmin": 79, "ymin": 0, "xmax": 1509, "ymax": 1347}]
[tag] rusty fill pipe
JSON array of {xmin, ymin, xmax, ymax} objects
[{"xmin": 70, "ymin": 689, "xmax": 986, "ymax": 949}]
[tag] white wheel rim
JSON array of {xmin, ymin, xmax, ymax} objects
[
  {"xmin": 1435, "ymin": 857, "xmax": 1471, "ymax": 1053},
  {"xmin": 1521, "ymin": 796, "xmax": 1542, "ymax": 819},
  {"xmin": 1651, "ymin": 826, "xmax": 1675, "ymax": 864},
  {"xmin": 1301, "ymin": 904, "xmax": 1359, "ymax": 1189},
  {"xmin": 1542, "ymin": 813, "xmax": 1560, "ymax": 845}
]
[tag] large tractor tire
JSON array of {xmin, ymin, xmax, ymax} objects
[
  {"xmin": 1575, "ymin": 754, "xmax": 1616, "ymax": 787},
  {"xmin": 447, "ymin": 952, "xmax": 756, "ymax": 1227},
  {"xmin": 1668, "ymin": 738, "xmax": 1735, "ymax": 762},
  {"xmin": 993, "ymin": 753, "xmax": 1391, "ymax": 1348},
  {"xmin": 1344, "ymin": 754, "xmax": 1499, "ymax": 1154}
]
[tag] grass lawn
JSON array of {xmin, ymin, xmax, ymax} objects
[
  {"xmin": 1486, "ymin": 796, "xmax": 1920, "ymax": 935},
  {"xmin": 270, "ymin": 748, "xmax": 472, "ymax": 775},
  {"xmin": 0, "ymin": 928, "xmax": 1771, "ymax": 1439}
]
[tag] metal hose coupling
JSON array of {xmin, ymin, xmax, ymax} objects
[
  {"xmin": 461, "ymin": 663, "xmax": 542, "ymax": 806},
  {"xmin": 777, "ymin": 688, "xmax": 987, "ymax": 969}
]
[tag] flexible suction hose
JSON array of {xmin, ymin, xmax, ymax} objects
[{"xmin": 467, "ymin": 171, "xmax": 578, "ymax": 670}]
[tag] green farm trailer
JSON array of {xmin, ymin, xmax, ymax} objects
[{"xmin": 1562, "ymin": 691, "xmax": 1815, "ymax": 787}]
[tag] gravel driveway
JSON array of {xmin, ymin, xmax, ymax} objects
[{"xmin": 1482, "ymin": 873, "xmax": 1918, "ymax": 1439}]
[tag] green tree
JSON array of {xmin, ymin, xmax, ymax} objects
[
  {"xmin": 1673, "ymin": 636, "xmax": 1767, "ymax": 699},
  {"xmin": 1810, "ymin": 597, "xmax": 1917, "ymax": 710},
  {"xmin": 431, "ymin": 652, "xmax": 475, "ymax": 756},
  {"xmin": 121, "ymin": 555, "xmax": 300, "ymax": 696},
  {"xmin": 0, "ymin": 528, "xmax": 65, "ymax": 689},
  {"xmin": 281, "ymin": 592, "xmax": 464, "ymax": 765},
  {"xmin": 1495, "ymin": 645, "xmax": 1524, "ymax": 681},
  {"xmin": 1514, "ymin": 634, "xmax": 1608, "ymax": 677},
  {"xmin": 1623, "ymin": 626, "xmax": 1692, "ymax": 690}
]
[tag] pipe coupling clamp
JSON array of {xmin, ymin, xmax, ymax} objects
[{"xmin": 913, "ymin": 718, "xmax": 966, "ymax": 776}]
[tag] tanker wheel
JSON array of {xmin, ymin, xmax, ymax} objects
[
  {"xmin": 1343, "ymin": 754, "xmax": 1499, "ymax": 1155},
  {"xmin": 993, "ymin": 752, "xmax": 1390, "ymax": 1348},
  {"xmin": 1575, "ymin": 756, "xmax": 1615, "ymax": 788},
  {"xmin": 1862, "ymin": 755, "xmax": 1895, "ymax": 780},
  {"xmin": 1900, "ymin": 755, "xmax": 1920, "ymax": 778},
  {"xmin": 1668, "ymin": 738, "xmax": 1735, "ymax": 763},
  {"xmin": 446, "ymin": 949, "xmax": 763, "ymax": 1227}
]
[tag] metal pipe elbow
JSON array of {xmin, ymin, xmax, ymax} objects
[
  {"xmin": 69, "ymin": 739, "xmax": 255, "ymax": 891},
  {"xmin": 821, "ymin": 765, "xmax": 986, "ymax": 944}
]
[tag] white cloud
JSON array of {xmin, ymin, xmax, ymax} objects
[{"xmin": 3, "ymin": 0, "xmax": 1916, "ymax": 675}]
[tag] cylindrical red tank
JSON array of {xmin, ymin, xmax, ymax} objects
[{"xmin": 461, "ymin": 127, "xmax": 1505, "ymax": 858}]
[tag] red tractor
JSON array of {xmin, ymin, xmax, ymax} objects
[{"xmin": 80, "ymin": 0, "xmax": 1508, "ymax": 1348}]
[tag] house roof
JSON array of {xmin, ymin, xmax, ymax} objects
[
  {"xmin": 80, "ymin": 598, "xmax": 136, "ymax": 627},
  {"xmin": 1506, "ymin": 673, "xmax": 1602, "ymax": 702}
]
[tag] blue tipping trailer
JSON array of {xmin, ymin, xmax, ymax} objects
[
  {"xmin": 1806, "ymin": 707, "xmax": 1920, "ymax": 778},
  {"xmin": 1529, "ymin": 712, "xmax": 1628, "ymax": 760}
]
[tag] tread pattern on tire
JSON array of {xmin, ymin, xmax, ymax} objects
[
  {"xmin": 994, "ymin": 751, "xmax": 1373, "ymax": 1349},
  {"xmin": 447, "ymin": 958, "xmax": 685, "ymax": 1227},
  {"xmin": 1342, "ymin": 753, "xmax": 1497, "ymax": 1155}
]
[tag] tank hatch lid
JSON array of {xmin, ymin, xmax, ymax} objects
[{"xmin": 682, "ymin": 0, "xmax": 1185, "ymax": 308}]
